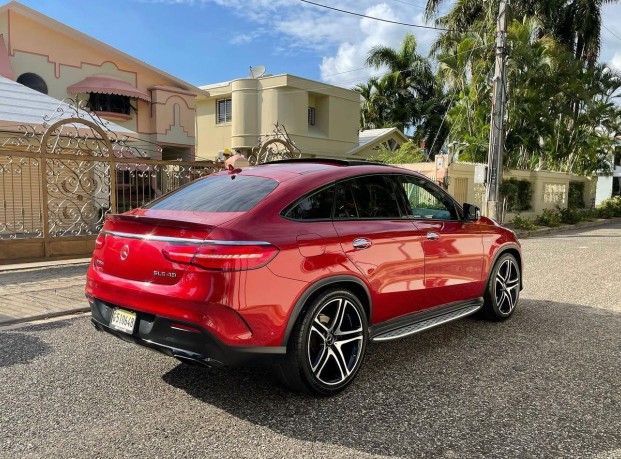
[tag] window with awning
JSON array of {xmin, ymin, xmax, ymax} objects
[{"xmin": 67, "ymin": 74, "xmax": 151, "ymax": 116}]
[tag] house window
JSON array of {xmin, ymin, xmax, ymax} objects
[
  {"xmin": 216, "ymin": 98, "xmax": 232, "ymax": 124},
  {"xmin": 88, "ymin": 93, "xmax": 132, "ymax": 115},
  {"xmin": 308, "ymin": 107, "xmax": 316, "ymax": 126},
  {"xmin": 17, "ymin": 73, "xmax": 48, "ymax": 94}
]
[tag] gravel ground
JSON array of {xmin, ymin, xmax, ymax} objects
[{"xmin": 1, "ymin": 223, "xmax": 620, "ymax": 459}]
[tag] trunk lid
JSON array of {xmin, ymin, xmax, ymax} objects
[{"xmin": 96, "ymin": 209, "xmax": 242, "ymax": 284}]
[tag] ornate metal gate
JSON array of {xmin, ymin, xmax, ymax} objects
[
  {"xmin": 247, "ymin": 122, "xmax": 301, "ymax": 165},
  {"xmin": 0, "ymin": 102, "xmax": 222, "ymax": 264}
]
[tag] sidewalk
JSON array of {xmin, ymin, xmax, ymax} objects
[
  {"xmin": 512, "ymin": 217, "xmax": 621, "ymax": 238},
  {"xmin": 0, "ymin": 261, "xmax": 90, "ymax": 326}
]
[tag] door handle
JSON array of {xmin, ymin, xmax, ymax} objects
[
  {"xmin": 352, "ymin": 238, "xmax": 372, "ymax": 250},
  {"xmin": 426, "ymin": 232, "xmax": 440, "ymax": 241}
]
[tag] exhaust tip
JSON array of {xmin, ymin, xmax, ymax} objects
[{"xmin": 174, "ymin": 355, "xmax": 212, "ymax": 368}]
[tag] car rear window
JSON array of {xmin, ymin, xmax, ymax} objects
[{"xmin": 144, "ymin": 175, "xmax": 278, "ymax": 212}]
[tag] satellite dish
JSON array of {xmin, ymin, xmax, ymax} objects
[{"xmin": 250, "ymin": 65, "xmax": 266, "ymax": 78}]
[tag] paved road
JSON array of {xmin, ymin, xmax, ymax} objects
[{"xmin": 1, "ymin": 223, "xmax": 620, "ymax": 458}]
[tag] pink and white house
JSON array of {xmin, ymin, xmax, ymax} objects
[{"xmin": 0, "ymin": 1, "xmax": 203, "ymax": 160}]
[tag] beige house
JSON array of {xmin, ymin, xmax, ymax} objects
[
  {"xmin": 196, "ymin": 73, "xmax": 408, "ymax": 160},
  {"xmin": 0, "ymin": 1, "xmax": 201, "ymax": 160}
]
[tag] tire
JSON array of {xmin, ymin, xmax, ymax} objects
[
  {"xmin": 276, "ymin": 289, "xmax": 368, "ymax": 396},
  {"xmin": 481, "ymin": 253, "xmax": 521, "ymax": 321}
]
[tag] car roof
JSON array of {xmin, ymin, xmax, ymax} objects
[{"xmin": 220, "ymin": 159, "xmax": 413, "ymax": 183}]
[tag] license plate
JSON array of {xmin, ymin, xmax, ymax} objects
[{"xmin": 110, "ymin": 308, "xmax": 136, "ymax": 334}]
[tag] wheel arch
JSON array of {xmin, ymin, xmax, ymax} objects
[
  {"xmin": 487, "ymin": 244, "xmax": 523, "ymax": 290},
  {"xmin": 281, "ymin": 275, "xmax": 372, "ymax": 346}
]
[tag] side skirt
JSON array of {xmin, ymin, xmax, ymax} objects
[{"xmin": 369, "ymin": 298, "xmax": 483, "ymax": 342}]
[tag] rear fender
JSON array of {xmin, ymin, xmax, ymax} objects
[{"xmin": 281, "ymin": 275, "xmax": 372, "ymax": 346}]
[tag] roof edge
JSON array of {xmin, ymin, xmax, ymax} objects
[{"xmin": 0, "ymin": 1, "xmax": 207, "ymax": 96}]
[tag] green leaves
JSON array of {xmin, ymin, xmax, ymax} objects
[
  {"xmin": 442, "ymin": 18, "xmax": 621, "ymax": 175},
  {"xmin": 355, "ymin": 34, "xmax": 439, "ymax": 139}
]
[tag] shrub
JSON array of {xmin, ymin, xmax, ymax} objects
[
  {"xmin": 595, "ymin": 196, "xmax": 621, "ymax": 218},
  {"xmin": 500, "ymin": 179, "xmax": 533, "ymax": 212},
  {"xmin": 579, "ymin": 208, "xmax": 597, "ymax": 221},
  {"xmin": 568, "ymin": 181, "xmax": 586, "ymax": 209},
  {"xmin": 557, "ymin": 206, "xmax": 584, "ymax": 224},
  {"xmin": 511, "ymin": 214, "xmax": 537, "ymax": 231},
  {"xmin": 535, "ymin": 208, "xmax": 561, "ymax": 227}
]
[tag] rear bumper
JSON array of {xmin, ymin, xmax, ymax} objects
[{"xmin": 90, "ymin": 298, "xmax": 286, "ymax": 367}]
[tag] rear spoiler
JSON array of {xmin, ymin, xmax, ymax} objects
[{"xmin": 105, "ymin": 213, "xmax": 214, "ymax": 231}]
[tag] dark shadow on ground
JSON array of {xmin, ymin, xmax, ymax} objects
[
  {"xmin": 162, "ymin": 300, "xmax": 621, "ymax": 458},
  {"xmin": 19, "ymin": 318, "xmax": 75, "ymax": 332},
  {"xmin": 0, "ymin": 331, "xmax": 51, "ymax": 367}
]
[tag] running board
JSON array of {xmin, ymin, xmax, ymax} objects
[{"xmin": 372, "ymin": 302, "xmax": 482, "ymax": 342}]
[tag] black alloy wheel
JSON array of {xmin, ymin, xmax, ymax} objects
[{"xmin": 276, "ymin": 289, "xmax": 368, "ymax": 395}]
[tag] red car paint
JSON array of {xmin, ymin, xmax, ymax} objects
[{"xmin": 86, "ymin": 161, "xmax": 521, "ymax": 361}]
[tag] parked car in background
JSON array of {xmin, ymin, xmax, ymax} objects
[{"xmin": 87, "ymin": 159, "xmax": 522, "ymax": 395}]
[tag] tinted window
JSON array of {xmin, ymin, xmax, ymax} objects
[
  {"xmin": 335, "ymin": 175, "xmax": 401, "ymax": 219},
  {"xmin": 285, "ymin": 186, "xmax": 334, "ymax": 220},
  {"xmin": 145, "ymin": 175, "xmax": 278, "ymax": 212},
  {"xmin": 334, "ymin": 181, "xmax": 358, "ymax": 218},
  {"xmin": 395, "ymin": 175, "xmax": 458, "ymax": 220}
]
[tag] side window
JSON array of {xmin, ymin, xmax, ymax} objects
[
  {"xmin": 395, "ymin": 175, "xmax": 458, "ymax": 221},
  {"xmin": 284, "ymin": 185, "xmax": 334, "ymax": 220},
  {"xmin": 335, "ymin": 175, "xmax": 401, "ymax": 219},
  {"xmin": 334, "ymin": 181, "xmax": 358, "ymax": 218}
]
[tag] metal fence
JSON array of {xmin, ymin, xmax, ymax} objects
[{"xmin": 0, "ymin": 114, "xmax": 223, "ymax": 263}]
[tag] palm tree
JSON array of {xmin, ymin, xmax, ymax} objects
[
  {"xmin": 354, "ymin": 80, "xmax": 377, "ymax": 130},
  {"xmin": 425, "ymin": 0, "xmax": 619, "ymax": 65},
  {"xmin": 365, "ymin": 34, "xmax": 435, "ymax": 131}
]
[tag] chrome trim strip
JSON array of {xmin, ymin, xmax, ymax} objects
[
  {"xmin": 101, "ymin": 230, "xmax": 270, "ymax": 246},
  {"xmin": 372, "ymin": 304, "xmax": 481, "ymax": 342}
]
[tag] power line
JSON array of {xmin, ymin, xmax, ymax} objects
[
  {"xmin": 299, "ymin": 0, "xmax": 451, "ymax": 32},
  {"xmin": 389, "ymin": 0, "xmax": 426, "ymax": 11},
  {"xmin": 321, "ymin": 41, "xmax": 493, "ymax": 81},
  {"xmin": 602, "ymin": 24, "xmax": 621, "ymax": 43}
]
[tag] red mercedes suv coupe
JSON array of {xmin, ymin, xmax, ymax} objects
[{"xmin": 87, "ymin": 159, "xmax": 522, "ymax": 395}]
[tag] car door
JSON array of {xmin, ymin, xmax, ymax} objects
[
  {"xmin": 394, "ymin": 174, "xmax": 485, "ymax": 306},
  {"xmin": 331, "ymin": 174, "xmax": 426, "ymax": 324}
]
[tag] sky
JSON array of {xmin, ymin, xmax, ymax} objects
[{"xmin": 12, "ymin": 0, "xmax": 621, "ymax": 88}]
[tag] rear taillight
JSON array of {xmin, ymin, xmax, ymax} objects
[
  {"xmin": 162, "ymin": 242, "xmax": 278, "ymax": 271},
  {"xmin": 95, "ymin": 233, "xmax": 106, "ymax": 249},
  {"xmin": 161, "ymin": 245, "xmax": 197, "ymax": 264}
]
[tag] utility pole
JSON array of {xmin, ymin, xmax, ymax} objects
[{"xmin": 485, "ymin": 0, "xmax": 509, "ymax": 220}]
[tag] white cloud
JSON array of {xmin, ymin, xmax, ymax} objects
[
  {"xmin": 319, "ymin": 4, "xmax": 439, "ymax": 86},
  {"xmin": 143, "ymin": 0, "xmax": 621, "ymax": 85},
  {"xmin": 140, "ymin": 0, "xmax": 441, "ymax": 87},
  {"xmin": 598, "ymin": 3, "xmax": 621, "ymax": 68},
  {"xmin": 610, "ymin": 52, "xmax": 621, "ymax": 72}
]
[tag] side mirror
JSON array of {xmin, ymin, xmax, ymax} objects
[{"xmin": 463, "ymin": 203, "xmax": 481, "ymax": 221}]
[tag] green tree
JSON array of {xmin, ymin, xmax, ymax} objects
[
  {"xmin": 440, "ymin": 17, "xmax": 621, "ymax": 174},
  {"xmin": 355, "ymin": 34, "xmax": 448, "ymax": 154},
  {"xmin": 373, "ymin": 141, "xmax": 428, "ymax": 164},
  {"xmin": 425, "ymin": 0, "xmax": 620, "ymax": 65},
  {"xmin": 365, "ymin": 34, "xmax": 435, "ymax": 132}
]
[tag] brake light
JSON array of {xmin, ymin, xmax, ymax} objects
[
  {"xmin": 95, "ymin": 233, "xmax": 106, "ymax": 249},
  {"xmin": 162, "ymin": 243, "xmax": 278, "ymax": 271},
  {"xmin": 162, "ymin": 245, "xmax": 197, "ymax": 264}
]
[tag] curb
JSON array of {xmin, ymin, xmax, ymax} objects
[
  {"xmin": 0, "ymin": 307, "xmax": 90, "ymax": 327},
  {"xmin": 0, "ymin": 258, "xmax": 91, "ymax": 273},
  {"xmin": 513, "ymin": 217, "xmax": 621, "ymax": 239}
]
